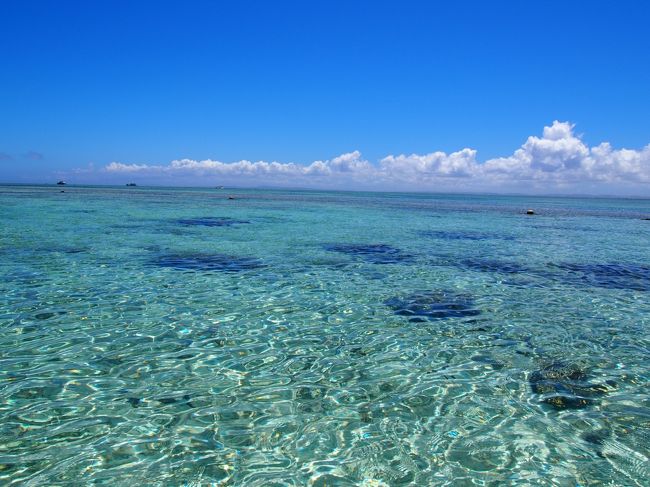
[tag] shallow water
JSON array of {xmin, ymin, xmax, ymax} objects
[{"xmin": 1, "ymin": 185, "xmax": 649, "ymax": 485}]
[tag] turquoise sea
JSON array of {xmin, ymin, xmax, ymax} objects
[{"xmin": 1, "ymin": 185, "xmax": 649, "ymax": 486}]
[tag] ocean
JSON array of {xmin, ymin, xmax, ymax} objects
[{"xmin": 1, "ymin": 185, "xmax": 649, "ymax": 485}]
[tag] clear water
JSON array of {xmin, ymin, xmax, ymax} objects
[{"xmin": 1, "ymin": 185, "xmax": 649, "ymax": 486}]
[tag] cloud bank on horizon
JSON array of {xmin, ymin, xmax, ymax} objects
[{"xmin": 105, "ymin": 122, "xmax": 650, "ymax": 194}]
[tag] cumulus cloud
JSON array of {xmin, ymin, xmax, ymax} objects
[
  {"xmin": 482, "ymin": 122, "xmax": 650, "ymax": 187},
  {"xmin": 104, "ymin": 122, "xmax": 650, "ymax": 194},
  {"xmin": 105, "ymin": 162, "xmax": 152, "ymax": 173},
  {"xmin": 380, "ymin": 148, "xmax": 478, "ymax": 179},
  {"xmin": 105, "ymin": 151, "xmax": 374, "ymax": 185}
]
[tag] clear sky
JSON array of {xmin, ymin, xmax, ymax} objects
[{"xmin": 1, "ymin": 1, "xmax": 649, "ymax": 194}]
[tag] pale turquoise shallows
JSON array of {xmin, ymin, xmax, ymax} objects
[{"xmin": 1, "ymin": 185, "xmax": 649, "ymax": 486}]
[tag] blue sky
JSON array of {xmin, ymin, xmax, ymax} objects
[{"xmin": 1, "ymin": 1, "xmax": 649, "ymax": 193}]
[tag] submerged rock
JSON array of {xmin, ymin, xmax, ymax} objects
[
  {"xmin": 324, "ymin": 243, "xmax": 413, "ymax": 264},
  {"xmin": 34, "ymin": 310, "xmax": 66, "ymax": 320},
  {"xmin": 127, "ymin": 397, "xmax": 141, "ymax": 408},
  {"xmin": 550, "ymin": 262, "xmax": 650, "ymax": 291},
  {"xmin": 158, "ymin": 397, "xmax": 177, "ymax": 404},
  {"xmin": 176, "ymin": 217, "xmax": 249, "ymax": 227},
  {"xmin": 420, "ymin": 230, "xmax": 507, "ymax": 241},
  {"xmin": 385, "ymin": 291, "xmax": 481, "ymax": 321},
  {"xmin": 542, "ymin": 395, "xmax": 595, "ymax": 409},
  {"xmin": 583, "ymin": 429, "xmax": 610, "ymax": 446},
  {"xmin": 529, "ymin": 362, "xmax": 615, "ymax": 410},
  {"xmin": 154, "ymin": 394, "xmax": 194, "ymax": 407},
  {"xmin": 153, "ymin": 253, "xmax": 265, "ymax": 272}
]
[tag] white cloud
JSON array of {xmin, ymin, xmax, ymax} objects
[
  {"xmin": 104, "ymin": 121, "xmax": 650, "ymax": 194},
  {"xmin": 380, "ymin": 149, "xmax": 478, "ymax": 179},
  {"xmin": 481, "ymin": 122, "xmax": 650, "ymax": 187},
  {"xmin": 105, "ymin": 162, "xmax": 152, "ymax": 173}
]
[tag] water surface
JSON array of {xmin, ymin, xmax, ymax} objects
[{"xmin": 1, "ymin": 185, "xmax": 649, "ymax": 485}]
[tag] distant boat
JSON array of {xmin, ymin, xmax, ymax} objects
[
  {"xmin": 126, "ymin": 183, "xmax": 137, "ymax": 187},
  {"xmin": 57, "ymin": 180, "xmax": 66, "ymax": 185},
  {"xmin": 215, "ymin": 185, "xmax": 224, "ymax": 189}
]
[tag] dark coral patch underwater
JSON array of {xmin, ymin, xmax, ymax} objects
[
  {"xmin": 152, "ymin": 253, "xmax": 265, "ymax": 272},
  {"xmin": 420, "ymin": 230, "xmax": 514, "ymax": 241},
  {"xmin": 440, "ymin": 257, "xmax": 650, "ymax": 291},
  {"xmin": 550, "ymin": 262, "xmax": 650, "ymax": 291},
  {"xmin": 323, "ymin": 243, "xmax": 413, "ymax": 264},
  {"xmin": 177, "ymin": 217, "xmax": 250, "ymax": 227},
  {"xmin": 385, "ymin": 291, "xmax": 481, "ymax": 321},
  {"xmin": 529, "ymin": 362, "xmax": 615, "ymax": 410}
]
